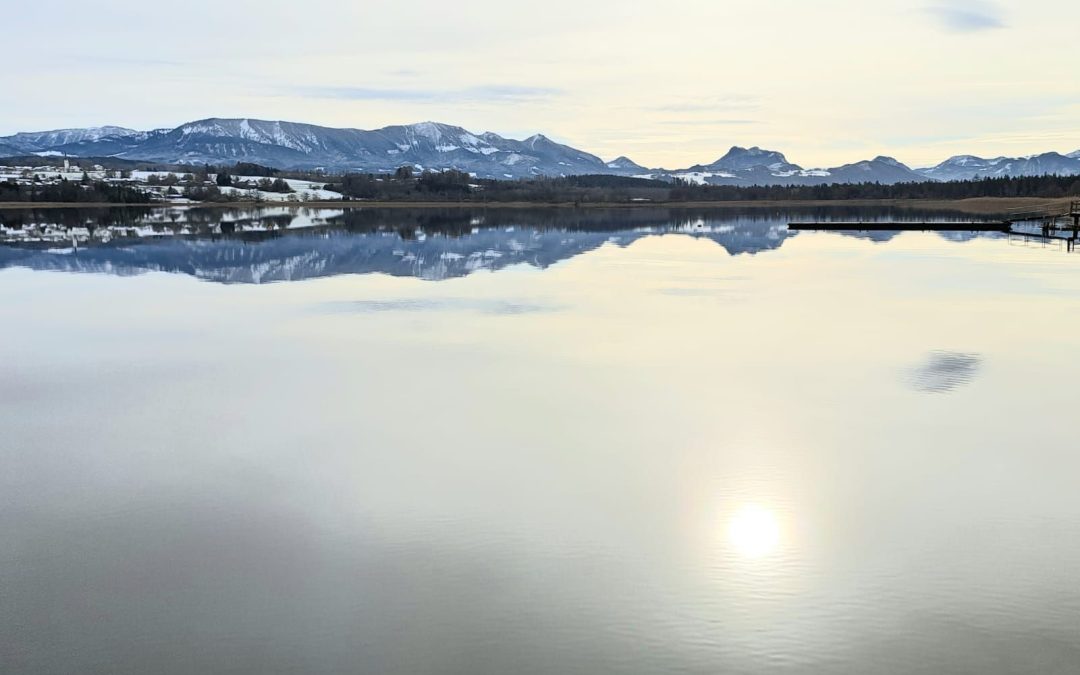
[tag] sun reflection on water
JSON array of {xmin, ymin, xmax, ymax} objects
[{"xmin": 727, "ymin": 504, "xmax": 782, "ymax": 559}]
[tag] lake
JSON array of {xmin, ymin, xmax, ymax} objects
[{"xmin": 3, "ymin": 206, "xmax": 1079, "ymax": 674}]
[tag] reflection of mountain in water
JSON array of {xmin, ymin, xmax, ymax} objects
[
  {"xmin": 0, "ymin": 209, "xmax": 798, "ymax": 283},
  {"xmin": 0, "ymin": 223, "xmax": 789, "ymax": 284},
  {"xmin": 830, "ymin": 229, "xmax": 1001, "ymax": 244},
  {"xmin": 0, "ymin": 206, "xmax": 1004, "ymax": 284}
]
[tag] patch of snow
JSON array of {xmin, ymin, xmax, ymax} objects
[{"xmin": 674, "ymin": 171, "xmax": 735, "ymax": 184}]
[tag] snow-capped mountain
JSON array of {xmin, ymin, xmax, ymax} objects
[
  {"xmin": 2, "ymin": 126, "xmax": 140, "ymax": 154},
  {"xmin": 605, "ymin": 156, "xmax": 650, "ymax": 174},
  {"xmin": 1, "ymin": 118, "xmax": 1079, "ymax": 185},
  {"xmin": 709, "ymin": 146, "xmax": 799, "ymax": 173},
  {"xmin": 978, "ymin": 153, "xmax": 1080, "ymax": 178},
  {"xmin": 918, "ymin": 152, "xmax": 1080, "ymax": 181},
  {"xmin": 827, "ymin": 156, "xmax": 927, "ymax": 184},
  {"xmin": 46, "ymin": 128, "xmax": 172, "ymax": 158},
  {"xmin": 917, "ymin": 155, "xmax": 999, "ymax": 182},
  {"xmin": 666, "ymin": 147, "xmax": 925, "ymax": 186},
  {"xmin": 0, "ymin": 118, "xmax": 609, "ymax": 179}
]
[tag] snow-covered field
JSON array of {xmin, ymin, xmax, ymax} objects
[
  {"xmin": 1, "ymin": 163, "xmax": 344, "ymax": 203},
  {"xmin": 218, "ymin": 176, "xmax": 342, "ymax": 202},
  {"xmin": 672, "ymin": 171, "xmax": 738, "ymax": 185}
]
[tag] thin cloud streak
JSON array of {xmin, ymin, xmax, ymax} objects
[
  {"xmin": 655, "ymin": 119, "xmax": 757, "ymax": 127},
  {"xmin": 924, "ymin": 1, "xmax": 1006, "ymax": 32},
  {"xmin": 3, "ymin": 0, "xmax": 1076, "ymax": 168},
  {"xmin": 294, "ymin": 85, "xmax": 561, "ymax": 103},
  {"xmin": 648, "ymin": 96, "xmax": 762, "ymax": 113}
]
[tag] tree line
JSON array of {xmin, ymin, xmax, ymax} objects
[
  {"xmin": 4, "ymin": 159, "xmax": 1080, "ymax": 205},
  {"xmin": 323, "ymin": 169, "xmax": 1080, "ymax": 204}
]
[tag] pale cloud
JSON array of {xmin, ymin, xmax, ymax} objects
[
  {"xmin": 648, "ymin": 96, "xmax": 762, "ymax": 113},
  {"xmin": 294, "ymin": 85, "xmax": 560, "ymax": 104},
  {"xmin": 655, "ymin": 119, "xmax": 758, "ymax": 127},
  {"xmin": 1, "ymin": 0, "xmax": 1076, "ymax": 169},
  {"xmin": 923, "ymin": 1, "xmax": 1006, "ymax": 32}
]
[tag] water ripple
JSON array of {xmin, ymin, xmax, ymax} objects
[{"xmin": 909, "ymin": 351, "xmax": 983, "ymax": 393}]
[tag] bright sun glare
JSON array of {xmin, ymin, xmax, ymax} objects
[{"xmin": 727, "ymin": 505, "xmax": 781, "ymax": 559}]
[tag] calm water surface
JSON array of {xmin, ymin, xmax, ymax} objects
[{"xmin": 3, "ymin": 207, "xmax": 1080, "ymax": 674}]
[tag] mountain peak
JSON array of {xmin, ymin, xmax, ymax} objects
[
  {"xmin": 941, "ymin": 154, "xmax": 984, "ymax": 164},
  {"xmin": 407, "ymin": 121, "xmax": 458, "ymax": 132},
  {"xmin": 404, "ymin": 121, "xmax": 452, "ymax": 143},
  {"xmin": 708, "ymin": 145, "xmax": 795, "ymax": 172},
  {"xmin": 606, "ymin": 156, "xmax": 648, "ymax": 172},
  {"xmin": 872, "ymin": 156, "xmax": 908, "ymax": 169}
]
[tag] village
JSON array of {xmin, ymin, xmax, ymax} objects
[{"xmin": 0, "ymin": 158, "xmax": 343, "ymax": 204}]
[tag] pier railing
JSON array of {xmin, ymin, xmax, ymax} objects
[{"xmin": 1003, "ymin": 200, "xmax": 1080, "ymax": 223}]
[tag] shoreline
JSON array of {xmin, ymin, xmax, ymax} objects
[{"xmin": 0, "ymin": 197, "xmax": 1068, "ymax": 215}]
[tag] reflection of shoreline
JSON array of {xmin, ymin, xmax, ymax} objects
[
  {"xmin": 0, "ymin": 219, "xmax": 795, "ymax": 284},
  {"xmin": 0, "ymin": 204, "xmax": 1007, "ymax": 249},
  {"xmin": 0, "ymin": 206, "xmax": 1052, "ymax": 285},
  {"xmin": 0, "ymin": 196, "xmax": 1064, "ymax": 215}
]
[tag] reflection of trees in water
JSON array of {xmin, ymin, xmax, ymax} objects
[
  {"xmin": 0, "ymin": 207, "xmax": 154, "ymax": 231},
  {"xmin": 0, "ymin": 203, "xmax": 993, "ymax": 236},
  {"xmin": 0, "ymin": 204, "xmax": 1005, "ymax": 248},
  {"xmin": 0, "ymin": 206, "xmax": 1045, "ymax": 285},
  {"xmin": 0, "ymin": 206, "xmax": 313, "ymax": 229},
  {"xmin": 0, "ymin": 207, "xmax": 310, "ymax": 244},
  {"xmin": 327, "ymin": 205, "xmax": 1001, "ymax": 239}
]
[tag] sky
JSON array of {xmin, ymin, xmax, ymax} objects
[{"xmin": 3, "ymin": 0, "xmax": 1079, "ymax": 169}]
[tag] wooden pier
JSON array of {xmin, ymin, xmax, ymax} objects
[
  {"xmin": 788, "ymin": 222, "xmax": 1011, "ymax": 232},
  {"xmin": 789, "ymin": 200, "xmax": 1080, "ymax": 249}
]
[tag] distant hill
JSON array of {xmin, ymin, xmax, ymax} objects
[
  {"xmin": 1, "ymin": 126, "xmax": 141, "ymax": 155},
  {"xmin": 919, "ymin": 152, "xmax": 1080, "ymax": 182}
]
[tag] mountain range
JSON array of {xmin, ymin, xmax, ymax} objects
[{"xmin": 2, "ymin": 118, "xmax": 1079, "ymax": 185}]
